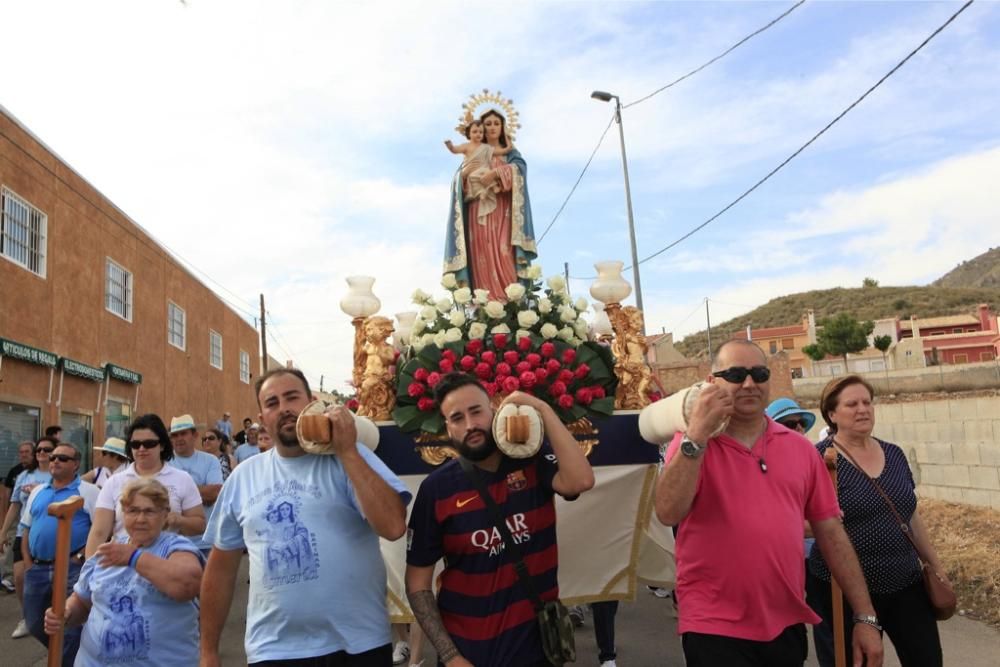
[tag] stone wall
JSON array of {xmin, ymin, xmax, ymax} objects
[
  {"xmin": 653, "ymin": 351, "xmax": 794, "ymax": 399},
  {"xmin": 794, "ymin": 360, "xmax": 1000, "ymax": 401}
]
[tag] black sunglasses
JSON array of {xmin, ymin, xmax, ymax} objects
[
  {"xmin": 712, "ymin": 366, "xmax": 771, "ymax": 384},
  {"xmin": 128, "ymin": 439, "xmax": 161, "ymax": 450},
  {"xmin": 779, "ymin": 418, "xmax": 807, "ymax": 430},
  {"xmin": 36, "ymin": 447, "xmax": 55, "ymax": 454},
  {"xmin": 50, "ymin": 454, "xmax": 78, "ymax": 463}
]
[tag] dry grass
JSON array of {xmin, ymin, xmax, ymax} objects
[{"xmin": 920, "ymin": 498, "xmax": 1000, "ymax": 628}]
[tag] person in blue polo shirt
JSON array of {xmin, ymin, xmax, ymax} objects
[
  {"xmin": 168, "ymin": 414, "xmax": 223, "ymax": 555},
  {"xmin": 20, "ymin": 442, "xmax": 99, "ymax": 666}
]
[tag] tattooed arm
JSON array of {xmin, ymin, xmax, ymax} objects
[{"xmin": 406, "ymin": 564, "xmax": 471, "ymax": 667}]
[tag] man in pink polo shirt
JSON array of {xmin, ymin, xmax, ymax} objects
[{"xmin": 654, "ymin": 340, "xmax": 883, "ymax": 667}]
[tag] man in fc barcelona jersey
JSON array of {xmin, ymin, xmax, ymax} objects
[{"xmin": 406, "ymin": 372, "xmax": 594, "ymax": 667}]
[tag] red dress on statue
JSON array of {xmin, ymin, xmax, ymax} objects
[{"xmin": 465, "ymin": 156, "xmax": 518, "ymax": 301}]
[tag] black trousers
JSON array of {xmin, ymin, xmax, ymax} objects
[
  {"xmin": 805, "ymin": 571, "xmax": 943, "ymax": 667},
  {"xmin": 682, "ymin": 623, "xmax": 808, "ymax": 667},
  {"xmin": 251, "ymin": 643, "xmax": 392, "ymax": 667}
]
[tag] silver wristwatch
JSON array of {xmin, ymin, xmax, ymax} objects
[
  {"xmin": 680, "ymin": 435, "xmax": 706, "ymax": 459},
  {"xmin": 852, "ymin": 613, "xmax": 882, "ymax": 632}
]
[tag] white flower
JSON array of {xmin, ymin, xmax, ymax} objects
[
  {"xmin": 441, "ymin": 273, "xmax": 458, "ymax": 289},
  {"xmin": 504, "ymin": 283, "xmax": 526, "ymax": 301},
  {"xmin": 573, "ymin": 319, "xmax": 590, "ymax": 338},
  {"xmin": 453, "ymin": 287, "xmax": 472, "ymax": 305},
  {"xmin": 537, "ymin": 298, "xmax": 553, "ymax": 314},
  {"xmin": 575, "ymin": 297, "xmax": 589, "ymax": 312},
  {"xmin": 474, "ymin": 289, "xmax": 490, "ymax": 305},
  {"xmin": 557, "ymin": 326, "xmax": 574, "ymax": 341},
  {"xmin": 517, "ymin": 310, "xmax": 540, "ymax": 328},
  {"xmin": 412, "ymin": 318, "xmax": 426, "ymax": 335},
  {"xmin": 412, "ymin": 336, "xmax": 426, "ymax": 352},
  {"xmin": 484, "ymin": 301, "xmax": 506, "ymax": 319},
  {"xmin": 559, "ymin": 305, "xmax": 578, "ymax": 323},
  {"xmin": 491, "ymin": 323, "xmax": 511, "ymax": 335},
  {"xmin": 445, "ymin": 327, "xmax": 463, "ymax": 343},
  {"xmin": 449, "ymin": 311, "xmax": 466, "ymax": 327},
  {"xmin": 516, "ymin": 329, "xmax": 532, "ymax": 341},
  {"xmin": 421, "ymin": 333, "xmax": 435, "ymax": 347},
  {"xmin": 433, "ymin": 331, "xmax": 448, "ymax": 348},
  {"xmin": 468, "ymin": 322, "xmax": 487, "ymax": 340},
  {"xmin": 436, "ymin": 298, "xmax": 452, "ymax": 314},
  {"xmin": 540, "ymin": 323, "xmax": 559, "ymax": 339},
  {"xmin": 568, "ymin": 336, "xmax": 582, "ymax": 346},
  {"xmin": 526, "ymin": 265, "xmax": 543, "ymax": 280},
  {"xmin": 420, "ymin": 306, "xmax": 437, "ymax": 321},
  {"xmin": 547, "ymin": 275, "xmax": 567, "ymax": 292},
  {"xmin": 411, "ymin": 288, "xmax": 432, "ymax": 305}
]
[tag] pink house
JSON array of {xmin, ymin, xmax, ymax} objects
[{"xmin": 900, "ymin": 304, "xmax": 998, "ymax": 365}]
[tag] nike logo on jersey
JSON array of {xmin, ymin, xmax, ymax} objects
[{"xmin": 456, "ymin": 496, "xmax": 477, "ymax": 508}]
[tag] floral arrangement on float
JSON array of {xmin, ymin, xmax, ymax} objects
[{"xmin": 392, "ymin": 267, "xmax": 617, "ymax": 434}]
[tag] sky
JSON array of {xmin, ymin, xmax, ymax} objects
[{"xmin": 2, "ymin": 0, "xmax": 998, "ymax": 392}]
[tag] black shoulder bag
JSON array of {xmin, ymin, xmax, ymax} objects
[{"xmin": 458, "ymin": 457, "xmax": 576, "ymax": 665}]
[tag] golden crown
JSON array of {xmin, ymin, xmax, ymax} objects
[{"xmin": 455, "ymin": 89, "xmax": 520, "ymax": 141}]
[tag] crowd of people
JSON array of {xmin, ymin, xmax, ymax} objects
[{"xmin": 0, "ymin": 344, "xmax": 951, "ymax": 666}]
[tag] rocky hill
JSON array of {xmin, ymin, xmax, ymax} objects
[{"xmin": 933, "ymin": 247, "xmax": 1000, "ymax": 289}]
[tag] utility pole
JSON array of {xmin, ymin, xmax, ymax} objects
[
  {"xmin": 705, "ymin": 298, "xmax": 713, "ymax": 364},
  {"xmin": 260, "ymin": 294, "xmax": 268, "ymax": 374},
  {"xmin": 564, "ymin": 262, "xmax": 571, "ymax": 299},
  {"xmin": 319, "ymin": 375, "xmax": 325, "ymax": 393}
]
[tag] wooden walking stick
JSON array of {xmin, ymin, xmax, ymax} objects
[
  {"xmin": 824, "ymin": 448, "xmax": 847, "ymax": 667},
  {"xmin": 46, "ymin": 495, "xmax": 84, "ymax": 667}
]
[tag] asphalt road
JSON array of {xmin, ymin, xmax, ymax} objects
[{"xmin": 1, "ymin": 557, "xmax": 997, "ymax": 665}]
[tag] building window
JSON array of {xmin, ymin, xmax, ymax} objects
[
  {"xmin": 781, "ymin": 338, "xmax": 794, "ymax": 350},
  {"xmin": 210, "ymin": 330, "xmax": 223, "ymax": 369},
  {"xmin": 905, "ymin": 350, "xmax": 912, "ymax": 357},
  {"xmin": 0, "ymin": 401, "xmax": 41, "ymax": 473},
  {"xmin": 1, "ymin": 186, "xmax": 47, "ymax": 277},
  {"xmin": 104, "ymin": 398, "xmax": 132, "ymax": 440},
  {"xmin": 240, "ymin": 350, "xmax": 251, "ymax": 384},
  {"xmin": 930, "ymin": 331, "xmax": 945, "ymax": 336},
  {"xmin": 953, "ymin": 328, "xmax": 963, "ymax": 334},
  {"xmin": 790, "ymin": 367, "xmax": 803, "ymax": 379},
  {"xmin": 981, "ymin": 351, "xmax": 995, "ymax": 361},
  {"xmin": 167, "ymin": 302, "xmax": 186, "ymax": 350},
  {"xmin": 105, "ymin": 258, "xmax": 133, "ymax": 321},
  {"xmin": 769, "ymin": 341, "xmax": 778, "ymax": 354},
  {"xmin": 953, "ymin": 353, "xmax": 968, "ymax": 364}
]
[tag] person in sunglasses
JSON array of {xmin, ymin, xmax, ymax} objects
[
  {"xmin": 19, "ymin": 443, "xmax": 99, "ymax": 665},
  {"xmin": 0, "ymin": 437, "xmax": 54, "ymax": 639},
  {"xmin": 766, "ymin": 398, "xmax": 816, "ymax": 435},
  {"xmin": 653, "ymin": 340, "xmax": 883, "ymax": 667},
  {"xmin": 85, "ymin": 414, "xmax": 205, "ymax": 558}
]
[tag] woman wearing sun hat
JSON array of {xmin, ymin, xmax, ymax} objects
[
  {"xmin": 765, "ymin": 397, "xmax": 817, "ymax": 435},
  {"xmin": 82, "ymin": 437, "xmax": 129, "ymax": 489}
]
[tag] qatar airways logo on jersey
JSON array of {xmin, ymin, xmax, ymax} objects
[{"xmin": 470, "ymin": 513, "xmax": 530, "ymax": 557}]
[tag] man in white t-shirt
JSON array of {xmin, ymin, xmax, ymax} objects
[
  {"xmin": 168, "ymin": 414, "xmax": 223, "ymax": 554},
  {"xmin": 234, "ymin": 424, "xmax": 261, "ymax": 464},
  {"xmin": 201, "ymin": 368, "xmax": 411, "ymax": 667}
]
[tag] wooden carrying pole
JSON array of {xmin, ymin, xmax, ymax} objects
[
  {"xmin": 46, "ymin": 495, "xmax": 84, "ymax": 667},
  {"xmin": 823, "ymin": 448, "xmax": 847, "ymax": 667}
]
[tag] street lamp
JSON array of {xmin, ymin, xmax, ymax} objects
[{"xmin": 591, "ymin": 90, "xmax": 644, "ymax": 332}]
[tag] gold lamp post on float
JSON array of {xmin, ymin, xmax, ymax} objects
[
  {"xmin": 590, "ymin": 261, "xmax": 651, "ymax": 410},
  {"xmin": 339, "ymin": 276, "xmax": 381, "ymax": 391}
]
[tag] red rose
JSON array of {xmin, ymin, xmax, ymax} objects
[
  {"xmin": 558, "ymin": 369, "xmax": 574, "ymax": 384},
  {"xmin": 346, "ymin": 398, "xmax": 359, "ymax": 411},
  {"xmin": 413, "ymin": 367, "xmax": 429, "ymax": 382},
  {"xmin": 460, "ymin": 355, "xmax": 476, "ymax": 371},
  {"xmin": 501, "ymin": 376, "xmax": 520, "ymax": 393},
  {"xmin": 483, "ymin": 381, "xmax": 498, "ymax": 396},
  {"xmin": 493, "ymin": 333, "xmax": 508, "ymax": 349},
  {"xmin": 562, "ymin": 349, "xmax": 577, "ymax": 364},
  {"xmin": 474, "ymin": 362, "xmax": 492, "ymax": 380},
  {"xmin": 591, "ymin": 386, "xmax": 606, "ymax": 400},
  {"xmin": 519, "ymin": 371, "xmax": 537, "ymax": 389},
  {"xmin": 534, "ymin": 368, "xmax": 549, "ymax": 383},
  {"xmin": 540, "ymin": 342, "xmax": 556, "ymax": 358},
  {"xmin": 426, "ymin": 372, "xmax": 442, "ymax": 387},
  {"xmin": 549, "ymin": 381, "xmax": 567, "ymax": 397},
  {"xmin": 407, "ymin": 382, "xmax": 426, "ymax": 398},
  {"xmin": 417, "ymin": 397, "xmax": 436, "ymax": 412},
  {"xmin": 503, "ymin": 350, "xmax": 519, "ymax": 365},
  {"xmin": 649, "ymin": 391, "xmax": 663, "ymax": 402},
  {"xmin": 495, "ymin": 362, "xmax": 512, "ymax": 377},
  {"xmin": 557, "ymin": 394, "xmax": 574, "ymax": 409},
  {"xmin": 466, "ymin": 339, "xmax": 484, "ymax": 355},
  {"xmin": 394, "ymin": 350, "xmax": 401, "ymax": 360},
  {"xmin": 442, "ymin": 349, "xmax": 456, "ymax": 361},
  {"xmin": 526, "ymin": 353, "xmax": 542, "ymax": 367},
  {"xmin": 573, "ymin": 363, "xmax": 590, "ymax": 380},
  {"xmin": 515, "ymin": 361, "xmax": 532, "ymax": 375},
  {"xmin": 518, "ymin": 336, "xmax": 532, "ymax": 351},
  {"xmin": 481, "ymin": 350, "xmax": 496, "ymax": 364},
  {"xmin": 545, "ymin": 359, "xmax": 562, "ymax": 373},
  {"xmin": 575, "ymin": 387, "xmax": 593, "ymax": 405},
  {"xmin": 439, "ymin": 358, "xmax": 454, "ymax": 373}
]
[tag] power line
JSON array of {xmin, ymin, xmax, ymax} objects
[
  {"xmin": 537, "ymin": 114, "xmax": 616, "ymax": 244},
  {"xmin": 624, "ymin": 1, "xmax": 806, "ymax": 109},
  {"xmin": 670, "ymin": 299, "xmax": 709, "ymax": 332},
  {"xmin": 631, "ymin": 0, "xmax": 975, "ymax": 269}
]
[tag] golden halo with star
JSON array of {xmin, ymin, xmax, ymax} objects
[{"xmin": 455, "ymin": 89, "xmax": 521, "ymax": 142}]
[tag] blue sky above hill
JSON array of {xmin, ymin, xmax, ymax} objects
[{"xmin": 2, "ymin": 1, "xmax": 997, "ymax": 389}]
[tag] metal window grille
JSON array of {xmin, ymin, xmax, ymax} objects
[
  {"xmin": 240, "ymin": 350, "xmax": 250, "ymax": 384},
  {"xmin": 168, "ymin": 302, "xmax": 186, "ymax": 349},
  {"xmin": 1, "ymin": 187, "xmax": 47, "ymax": 277},
  {"xmin": 105, "ymin": 258, "xmax": 133, "ymax": 321},
  {"xmin": 210, "ymin": 330, "xmax": 223, "ymax": 369}
]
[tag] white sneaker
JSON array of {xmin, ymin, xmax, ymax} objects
[
  {"xmin": 600, "ymin": 661, "xmax": 617, "ymax": 667},
  {"xmin": 392, "ymin": 641, "xmax": 410, "ymax": 665},
  {"xmin": 11, "ymin": 619, "xmax": 29, "ymax": 639}
]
